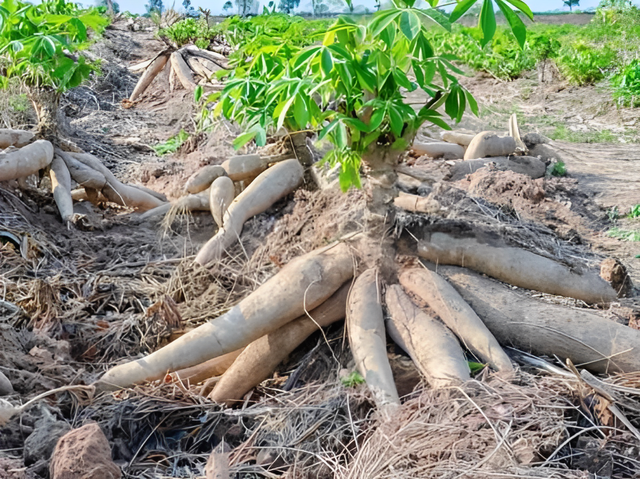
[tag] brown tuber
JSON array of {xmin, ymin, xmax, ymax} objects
[
  {"xmin": 96, "ymin": 242, "xmax": 353, "ymax": 390},
  {"xmin": 195, "ymin": 159, "xmax": 303, "ymax": 266},
  {"xmin": 0, "ymin": 140, "xmax": 54, "ymax": 182},
  {"xmin": 347, "ymin": 269, "xmax": 400, "ymax": 408},
  {"xmin": 0, "ymin": 129, "xmax": 35, "ymax": 149},
  {"xmin": 440, "ymin": 266, "xmax": 640, "ymax": 374},
  {"xmin": 385, "ymin": 285, "xmax": 470, "ymax": 388},
  {"xmin": 209, "ymin": 283, "xmax": 350, "ymax": 406},
  {"xmin": 399, "ymin": 268, "xmax": 513, "ymax": 372},
  {"xmin": 417, "ymin": 231, "xmax": 617, "ymax": 305},
  {"xmin": 464, "ymin": 131, "xmax": 516, "ymax": 161}
]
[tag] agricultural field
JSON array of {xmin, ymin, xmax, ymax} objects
[{"xmin": 2, "ymin": 1, "xmax": 640, "ymax": 478}]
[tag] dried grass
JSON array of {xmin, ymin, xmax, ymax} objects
[{"xmin": 342, "ymin": 371, "xmax": 583, "ymax": 479}]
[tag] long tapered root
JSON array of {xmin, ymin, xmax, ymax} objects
[
  {"xmin": 96, "ymin": 242, "xmax": 353, "ymax": 390},
  {"xmin": 209, "ymin": 283, "xmax": 350, "ymax": 406},
  {"xmin": 385, "ymin": 285, "xmax": 470, "ymax": 388},
  {"xmin": 0, "ymin": 140, "xmax": 54, "ymax": 182},
  {"xmin": 50, "ymin": 155, "xmax": 74, "ymax": 224},
  {"xmin": 54, "ymin": 148, "xmax": 165, "ymax": 211},
  {"xmin": 209, "ymin": 176, "xmax": 235, "ymax": 228},
  {"xmin": 195, "ymin": 159, "xmax": 304, "ymax": 266},
  {"xmin": 0, "ymin": 129, "xmax": 35, "ymax": 149},
  {"xmin": 440, "ymin": 266, "xmax": 640, "ymax": 374},
  {"xmin": 398, "ymin": 268, "xmax": 513, "ymax": 372},
  {"xmin": 129, "ymin": 52, "xmax": 170, "ymax": 102},
  {"xmin": 348, "ymin": 269, "xmax": 400, "ymax": 408},
  {"xmin": 418, "ymin": 231, "xmax": 617, "ymax": 304}
]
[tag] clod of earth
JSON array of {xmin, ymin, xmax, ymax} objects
[{"xmin": 49, "ymin": 423, "xmax": 121, "ymax": 479}]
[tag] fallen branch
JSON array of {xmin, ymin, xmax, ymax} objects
[
  {"xmin": 209, "ymin": 283, "xmax": 350, "ymax": 406},
  {"xmin": 399, "ymin": 268, "xmax": 513, "ymax": 372},
  {"xmin": 417, "ymin": 231, "xmax": 617, "ymax": 304},
  {"xmin": 96, "ymin": 242, "xmax": 353, "ymax": 390},
  {"xmin": 385, "ymin": 285, "xmax": 470, "ymax": 388},
  {"xmin": 195, "ymin": 159, "xmax": 304, "ymax": 266},
  {"xmin": 348, "ymin": 269, "xmax": 400, "ymax": 408},
  {"xmin": 440, "ymin": 266, "xmax": 640, "ymax": 374}
]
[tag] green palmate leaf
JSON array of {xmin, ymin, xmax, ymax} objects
[
  {"xmin": 232, "ymin": 131, "xmax": 257, "ymax": 149},
  {"xmin": 294, "ymin": 94, "xmax": 309, "ymax": 127},
  {"xmin": 399, "ymin": 10, "xmax": 420, "ymax": 41},
  {"xmin": 464, "ymin": 89, "xmax": 479, "ymax": 116},
  {"xmin": 496, "ymin": 0, "xmax": 527, "ymax": 48},
  {"xmin": 504, "ymin": 0, "xmax": 534, "ymax": 20},
  {"xmin": 417, "ymin": 8, "xmax": 452, "ymax": 32},
  {"xmin": 321, "ymin": 47, "xmax": 333, "ymax": 76},
  {"xmin": 194, "ymin": 85, "xmax": 204, "ymax": 103},
  {"xmin": 355, "ymin": 64, "xmax": 377, "ymax": 93},
  {"xmin": 479, "ymin": 0, "xmax": 497, "ymax": 47},
  {"xmin": 369, "ymin": 9, "xmax": 402, "ymax": 37},
  {"xmin": 388, "ymin": 106, "xmax": 404, "ymax": 136},
  {"xmin": 379, "ymin": 23, "xmax": 396, "ymax": 50},
  {"xmin": 449, "ymin": 0, "xmax": 477, "ymax": 23}
]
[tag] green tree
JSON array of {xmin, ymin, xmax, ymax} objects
[
  {"xmin": 563, "ymin": 0, "xmax": 580, "ymax": 11},
  {"xmin": 0, "ymin": 0, "xmax": 108, "ymax": 139},
  {"xmin": 278, "ymin": 0, "xmax": 301, "ymax": 13}
]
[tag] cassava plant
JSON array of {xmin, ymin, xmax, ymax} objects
[
  {"xmin": 0, "ymin": 0, "xmax": 108, "ymax": 139},
  {"xmin": 206, "ymin": 0, "xmax": 534, "ymax": 192}
]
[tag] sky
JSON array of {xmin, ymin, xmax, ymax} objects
[{"xmin": 108, "ymin": 0, "xmax": 621, "ymax": 16}]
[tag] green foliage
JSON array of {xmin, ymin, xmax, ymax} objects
[
  {"xmin": 153, "ymin": 130, "xmax": 189, "ymax": 155},
  {"xmin": 628, "ymin": 204, "xmax": 640, "ymax": 218},
  {"xmin": 159, "ymin": 17, "xmax": 215, "ymax": 48},
  {"xmin": 213, "ymin": 13, "xmax": 331, "ymax": 62},
  {"xmin": 607, "ymin": 227, "xmax": 640, "ymax": 242},
  {"xmin": 340, "ymin": 371, "xmax": 365, "ymax": 387},
  {"xmin": 468, "ymin": 361, "xmax": 486, "ymax": 374},
  {"xmin": 549, "ymin": 125, "xmax": 616, "ymax": 143},
  {"xmin": 203, "ymin": 1, "xmax": 533, "ymax": 191},
  {"xmin": 549, "ymin": 160, "xmax": 566, "ymax": 176},
  {"xmin": 611, "ymin": 59, "xmax": 640, "ymax": 107},
  {"xmin": 0, "ymin": 0, "xmax": 108, "ymax": 92},
  {"xmin": 555, "ymin": 40, "xmax": 615, "ymax": 85}
]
